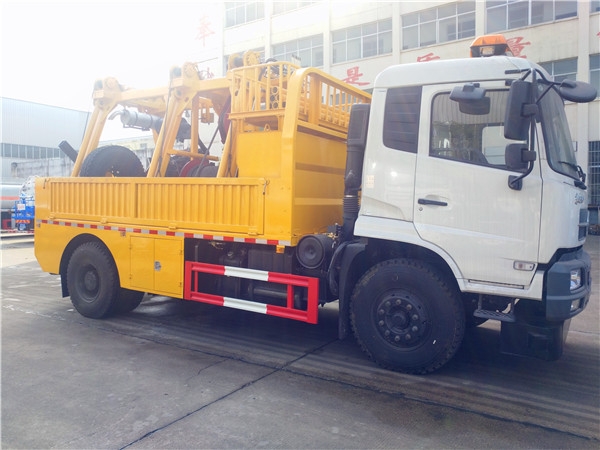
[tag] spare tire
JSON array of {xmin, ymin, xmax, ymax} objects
[{"xmin": 80, "ymin": 145, "xmax": 144, "ymax": 177}]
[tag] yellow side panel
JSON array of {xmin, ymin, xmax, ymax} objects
[
  {"xmin": 129, "ymin": 236, "xmax": 155, "ymax": 292},
  {"xmin": 235, "ymin": 129, "xmax": 346, "ymax": 241},
  {"xmin": 236, "ymin": 131, "xmax": 283, "ymax": 179},
  {"xmin": 154, "ymin": 238, "xmax": 183, "ymax": 295},
  {"xmin": 292, "ymin": 132, "xmax": 346, "ymax": 235},
  {"xmin": 43, "ymin": 177, "xmax": 265, "ymax": 236},
  {"xmin": 129, "ymin": 236, "xmax": 183, "ymax": 296}
]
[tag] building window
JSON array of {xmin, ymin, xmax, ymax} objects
[
  {"xmin": 1, "ymin": 143, "xmax": 62, "ymax": 160},
  {"xmin": 539, "ymin": 58, "xmax": 577, "ymax": 83},
  {"xmin": 592, "ymin": 1, "xmax": 600, "ymax": 12},
  {"xmin": 591, "ymin": 54, "xmax": 600, "ymax": 92},
  {"xmin": 589, "ymin": 141, "xmax": 600, "ymax": 206},
  {"xmin": 272, "ymin": 35, "xmax": 323, "ymax": 67},
  {"xmin": 273, "ymin": 1, "xmax": 317, "ymax": 15},
  {"xmin": 225, "ymin": 2, "xmax": 264, "ymax": 28},
  {"xmin": 402, "ymin": 2, "xmax": 475, "ymax": 50},
  {"xmin": 332, "ymin": 19, "xmax": 392, "ymax": 64},
  {"xmin": 486, "ymin": 0, "xmax": 577, "ymax": 33}
]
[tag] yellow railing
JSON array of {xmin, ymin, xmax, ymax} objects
[
  {"xmin": 228, "ymin": 61, "xmax": 299, "ymax": 130},
  {"xmin": 228, "ymin": 63, "xmax": 371, "ymax": 138},
  {"xmin": 295, "ymin": 69, "xmax": 371, "ymax": 138}
]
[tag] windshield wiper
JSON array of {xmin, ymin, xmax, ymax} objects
[{"xmin": 558, "ymin": 160, "xmax": 587, "ymax": 189}]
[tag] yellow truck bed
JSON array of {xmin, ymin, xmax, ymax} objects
[{"xmin": 35, "ymin": 60, "xmax": 370, "ymax": 299}]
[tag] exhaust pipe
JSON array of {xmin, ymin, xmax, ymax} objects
[
  {"xmin": 341, "ymin": 103, "xmax": 370, "ymax": 241},
  {"xmin": 58, "ymin": 140, "xmax": 78, "ymax": 163}
]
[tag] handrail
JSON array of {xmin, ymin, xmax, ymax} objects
[{"xmin": 282, "ymin": 67, "xmax": 372, "ymax": 145}]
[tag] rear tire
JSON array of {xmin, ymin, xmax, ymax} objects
[
  {"xmin": 351, "ymin": 259, "xmax": 465, "ymax": 374},
  {"xmin": 112, "ymin": 288, "xmax": 144, "ymax": 314},
  {"xmin": 67, "ymin": 242, "xmax": 119, "ymax": 319},
  {"xmin": 80, "ymin": 145, "xmax": 144, "ymax": 177}
]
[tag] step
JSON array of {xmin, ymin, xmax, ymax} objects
[{"xmin": 473, "ymin": 308, "xmax": 516, "ymax": 323}]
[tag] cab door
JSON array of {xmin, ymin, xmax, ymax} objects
[
  {"xmin": 359, "ymin": 86, "xmax": 422, "ymax": 223},
  {"xmin": 413, "ymin": 86, "xmax": 542, "ymax": 289}
]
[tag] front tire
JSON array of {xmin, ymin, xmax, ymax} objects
[
  {"xmin": 351, "ymin": 259, "xmax": 465, "ymax": 374},
  {"xmin": 67, "ymin": 242, "xmax": 119, "ymax": 319}
]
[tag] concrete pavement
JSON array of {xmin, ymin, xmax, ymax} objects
[{"xmin": 1, "ymin": 235, "xmax": 598, "ymax": 449}]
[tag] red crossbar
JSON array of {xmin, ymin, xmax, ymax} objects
[{"xmin": 184, "ymin": 261, "xmax": 319, "ymax": 324}]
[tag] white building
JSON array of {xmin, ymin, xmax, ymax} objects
[
  {"xmin": 0, "ymin": 97, "xmax": 89, "ymax": 182},
  {"xmin": 2, "ymin": 1, "xmax": 599, "ymax": 207},
  {"xmin": 206, "ymin": 0, "xmax": 599, "ymax": 206}
]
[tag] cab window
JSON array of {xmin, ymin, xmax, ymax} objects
[{"xmin": 430, "ymin": 90, "xmax": 526, "ymax": 171}]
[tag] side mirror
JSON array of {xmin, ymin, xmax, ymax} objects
[
  {"xmin": 506, "ymin": 143, "xmax": 536, "ymax": 172},
  {"xmin": 450, "ymin": 83, "xmax": 490, "ymax": 115},
  {"xmin": 558, "ymin": 80, "xmax": 597, "ymax": 103},
  {"xmin": 450, "ymin": 83, "xmax": 486, "ymax": 102},
  {"xmin": 504, "ymin": 80, "xmax": 536, "ymax": 140},
  {"xmin": 460, "ymin": 97, "xmax": 490, "ymax": 115}
]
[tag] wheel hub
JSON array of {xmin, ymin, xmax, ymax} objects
[
  {"xmin": 375, "ymin": 293, "xmax": 429, "ymax": 347},
  {"xmin": 83, "ymin": 269, "xmax": 99, "ymax": 293}
]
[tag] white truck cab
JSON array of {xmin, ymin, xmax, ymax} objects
[{"xmin": 337, "ymin": 37, "xmax": 595, "ymax": 373}]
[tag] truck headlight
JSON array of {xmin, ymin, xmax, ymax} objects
[{"xmin": 570, "ymin": 268, "xmax": 582, "ymax": 291}]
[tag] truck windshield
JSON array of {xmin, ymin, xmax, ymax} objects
[{"xmin": 537, "ymin": 84, "xmax": 580, "ymax": 180}]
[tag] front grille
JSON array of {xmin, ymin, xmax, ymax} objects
[{"xmin": 579, "ymin": 208, "xmax": 589, "ymax": 240}]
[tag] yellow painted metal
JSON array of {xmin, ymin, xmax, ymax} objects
[
  {"xmin": 130, "ymin": 236, "xmax": 183, "ymax": 296},
  {"xmin": 36, "ymin": 56, "xmax": 372, "ymax": 296},
  {"xmin": 39, "ymin": 176, "xmax": 266, "ymax": 236},
  {"xmin": 71, "ymin": 78, "xmax": 122, "ymax": 176},
  {"xmin": 146, "ymin": 64, "xmax": 231, "ymax": 177}
]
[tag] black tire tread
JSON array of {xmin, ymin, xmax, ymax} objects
[
  {"xmin": 112, "ymin": 288, "xmax": 144, "ymax": 314},
  {"xmin": 350, "ymin": 258, "xmax": 465, "ymax": 374},
  {"xmin": 80, "ymin": 145, "xmax": 144, "ymax": 177},
  {"xmin": 67, "ymin": 241, "xmax": 119, "ymax": 319}
]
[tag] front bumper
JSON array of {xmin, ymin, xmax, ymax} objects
[
  {"xmin": 545, "ymin": 248, "xmax": 591, "ymax": 321},
  {"xmin": 500, "ymin": 247, "xmax": 591, "ymax": 361}
]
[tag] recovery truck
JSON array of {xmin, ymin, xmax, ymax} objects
[{"xmin": 34, "ymin": 35, "xmax": 595, "ymax": 373}]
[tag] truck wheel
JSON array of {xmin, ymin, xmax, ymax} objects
[
  {"xmin": 67, "ymin": 242, "xmax": 119, "ymax": 319},
  {"xmin": 80, "ymin": 145, "xmax": 144, "ymax": 177},
  {"xmin": 112, "ymin": 288, "xmax": 144, "ymax": 314},
  {"xmin": 350, "ymin": 259, "xmax": 465, "ymax": 374}
]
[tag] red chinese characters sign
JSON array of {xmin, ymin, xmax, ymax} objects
[
  {"xmin": 343, "ymin": 66, "xmax": 369, "ymax": 86},
  {"xmin": 417, "ymin": 52, "xmax": 440, "ymax": 62},
  {"xmin": 196, "ymin": 15, "xmax": 215, "ymax": 47},
  {"xmin": 506, "ymin": 36, "xmax": 530, "ymax": 58}
]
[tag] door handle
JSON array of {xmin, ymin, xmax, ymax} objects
[{"xmin": 418, "ymin": 198, "xmax": 448, "ymax": 207}]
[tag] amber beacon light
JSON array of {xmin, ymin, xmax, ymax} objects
[{"xmin": 470, "ymin": 34, "xmax": 513, "ymax": 57}]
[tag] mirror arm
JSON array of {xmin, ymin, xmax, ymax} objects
[
  {"xmin": 508, "ymin": 161, "xmax": 535, "ymax": 191},
  {"xmin": 510, "ymin": 71, "xmax": 538, "ymax": 192}
]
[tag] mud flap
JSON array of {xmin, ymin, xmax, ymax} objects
[{"xmin": 500, "ymin": 319, "xmax": 571, "ymax": 361}]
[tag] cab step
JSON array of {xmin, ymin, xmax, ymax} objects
[
  {"xmin": 473, "ymin": 308, "xmax": 516, "ymax": 322},
  {"xmin": 473, "ymin": 297, "xmax": 516, "ymax": 322}
]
